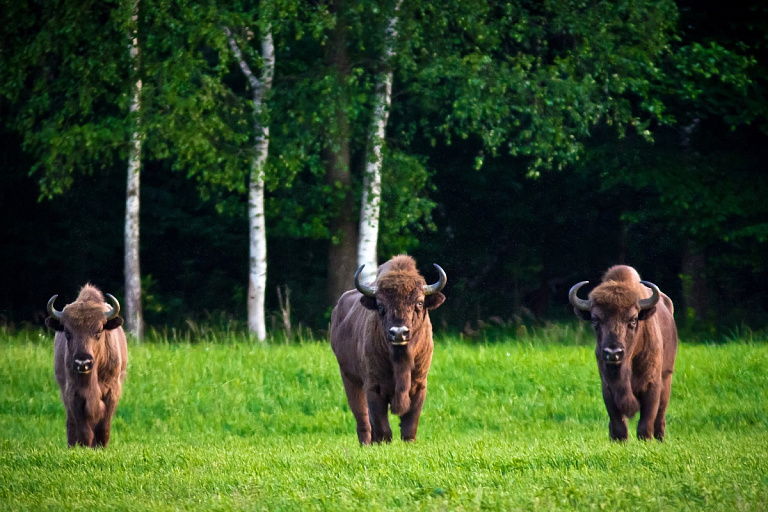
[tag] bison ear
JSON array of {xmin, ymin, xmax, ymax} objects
[
  {"xmin": 574, "ymin": 308, "xmax": 592, "ymax": 321},
  {"xmin": 360, "ymin": 296, "xmax": 378, "ymax": 311},
  {"xmin": 424, "ymin": 292, "xmax": 445, "ymax": 310},
  {"xmin": 45, "ymin": 317, "xmax": 64, "ymax": 332},
  {"xmin": 638, "ymin": 306, "xmax": 657, "ymax": 321},
  {"xmin": 105, "ymin": 316, "xmax": 124, "ymax": 330}
]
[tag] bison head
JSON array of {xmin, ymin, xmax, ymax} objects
[
  {"xmin": 46, "ymin": 290, "xmax": 123, "ymax": 374},
  {"xmin": 355, "ymin": 262, "xmax": 446, "ymax": 345},
  {"xmin": 569, "ymin": 280, "xmax": 660, "ymax": 366}
]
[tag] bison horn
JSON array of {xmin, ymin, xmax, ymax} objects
[
  {"xmin": 423, "ymin": 264, "xmax": 447, "ymax": 295},
  {"xmin": 104, "ymin": 293, "xmax": 121, "ymax": 321},
  {"xmin": 568, "ymin": 281, "xmax": 592, "ymax": 311},
  {"xmin": 354, "ymin": 265, "xmax": 377, "ymax": 297},
  {"xmin": 638, "ymin": 281, "xmax": 660, "ymax": 310},
  {"xmin": 47, "ymin": 295, "xmax": 63, "ymax": 320}
]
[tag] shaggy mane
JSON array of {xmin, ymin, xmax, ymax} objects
[
  {"xmin": 76, "ymin": 283, "xmax": 106, "ymax": 304},
  {"xmin": 590, "ymin": 265, "xmax": 648, "ymax": 310},
  {"xmin": 589, "ymin": 282, "xmax": 641, "ymax": 311},
  {"xmin": 376, "ymin": 255, "xmax": 424, "ymax": 295},
  {"xmin": 602, "ymin": 265, "xmax": 641, "ymax": 284},
  {"xmin": 63, "ymin": 283, "xmax": 109, "ymax": 328}
]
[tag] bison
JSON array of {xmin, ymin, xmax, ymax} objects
[
  {"xmin": 569, "ymin": 265, "xmax": 678, "ymax": 441},
  {"xmin": 45, "ymin": 284, "xmax": 128, "ymax": 447},
  {"xmin": 330, "ymin": 255, "xmax": 447, "ymax": 444}
]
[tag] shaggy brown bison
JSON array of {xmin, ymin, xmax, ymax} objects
[
  {"xmin": 569, "ymin": 265, "xmax": 678, "ymax": 441},
  {"xmin": 330, "ymin": 255, "xmax": 447, "ymax": 444},
  {"xmin": 45, "ymin": 284, "xmax": 128, "ymax": 447}
]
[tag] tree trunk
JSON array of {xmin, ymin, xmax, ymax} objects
[
  {"xmin": 247, "ymin": 134, "xmax": 268, "ymax": 340},
  {"xmin": 325, "ymin": 4, "xmax": 358, "ymax": 306},
  {"xmin": 224, "ymin": 25, "xmax": 274, "ymax": 341},
  {"xmin": 247, "ymin": 30, "xmax": 274, "ymax": 341},
  {"xmin": 678, "ymin": 120, "xmax": 707, "ymax": 326},
  {"xmin": 124, "ymin": 0, "xmax": 143, "ymax": 340},
  {"xmin": 357, "ymin": 0, "xmax": 401, "ymax": 285},
  {"xmin": 681, "ymin": 240, "xmax": 709, "ymax": 325}
]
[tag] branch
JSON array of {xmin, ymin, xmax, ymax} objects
[{"xmin": 223, "ymin": 26, "xmax": 261, "ymax": 92}]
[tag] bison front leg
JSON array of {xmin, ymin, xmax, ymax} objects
[
  {"xmin": 654, "ymin": 372, "xmax": 673, "ymax": 441},
  {"xmin": 601, "ymin": 383, "xmax": 628, "ymax": 441},
  {"xmin": 341, "ymin": 373, "xmax": 371, "ymax": 445},
  {"xmin": 94, "ymin": 393, "xmax": 118, "ymax": 447},
  {"xmin": 399, "ymin": 382, "xmax": 426, "ymax": 442},
  {"xmin": 636, "ymin": 383, "xmax": 662, "ymax": 441},
  {"xmin": 70, "ymin": 396, "xmax": 96, "ymax": 447},
  {"xmin": 390, "ymin": 367, "xmax": 412, "ymax": 417},
  {"xmin": 93, "ymin": 417, "xmax": 111, "ymax": 447},
  {"xmin": 366, "ymin": 387, "xmax": 392, "ymax": 443},
  {"xmin": 73, "ymin": 418, "xmax": 95, "ymax": 447},
  {"xmin": 65, "ymin": 410, "xmax": 78, "ymax": 447}
]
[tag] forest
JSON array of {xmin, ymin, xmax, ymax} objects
[{"xmin": 1, "ymin": 0, "xmax": 767, "ymax": 340}]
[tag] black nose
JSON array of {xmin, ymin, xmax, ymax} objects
[
  {"xmin": 73, "ymin": 356, "xmax": 94, "ymax": 374},
  {"xmin": 602, "ymin": 347, "xmax": 624, "ymax": 364},
  {"xmin": 389, "ymin": 326, "xmax": 410, "ymax": 344}
]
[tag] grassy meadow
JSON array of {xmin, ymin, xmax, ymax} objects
[{"xmin": 0, "ymin": 329, "xmax": 766, "ymax": 511}]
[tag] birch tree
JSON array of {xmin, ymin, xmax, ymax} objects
[
  {"xmin": 135, "ymin": 1, "xmax": 326, "ymax": 337},
  {"xmin": 223, "ymin": 24, "xmax": 274, "ymax": 341},
  {"xmin": 356, "ymin": 0, "xmax": 402, "ymax": 284},
  {"xmin": 124, "ymin": 0, "xmax": 144, "ymax": 340}
]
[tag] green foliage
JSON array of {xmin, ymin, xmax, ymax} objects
[
  {"xmin": 663, "ymin": 1, "xmax": 768, "ymax": 130},
  {"xmin": 0, "ymin": 0, "xmax": 132, "ymax": 197},
  {"xmin": 378, "ymin": 150, "xmax": 437, "ymax": 256},
  {"xmin": 398, "ymin": 0, "xmax": 679, "ymax": 173},
  {"xmin": 1, "ymin": 337, "xmax": 767, "ymax": 510}
]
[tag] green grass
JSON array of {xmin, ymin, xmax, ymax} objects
[{"xmin": 1, "ymin": 332, "xmax": 766, "ymax": 511}]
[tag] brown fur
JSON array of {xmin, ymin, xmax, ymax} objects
[
  {"xmin": 574, "ymin": 265, "xmax": 678, "ymax": 441},
  {"xmin": 46, "ymin": 284, "xmax": 128, "ymax": 448},
  {"xmin": 330, "ymin": 255, "xmax": 446, "ymax": 444}
]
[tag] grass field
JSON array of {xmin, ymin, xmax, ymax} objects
[{"xmin": 1, "ymin": 331, "xmax": 766, "ymax": 511}]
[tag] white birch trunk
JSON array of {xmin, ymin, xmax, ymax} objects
[
  {"xmin": 125, "ymin": 0, "xmax": 143, "ymax": 339},
  {"xmin": 225, "ymin": 26, "xmax": 274, "ymax": 341},
  {"xmin": 357, "ymin": 0, "xmax": 401, "ymax": 284}
]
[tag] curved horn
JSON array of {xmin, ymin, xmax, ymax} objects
[
  {"xmin": 354, "ymin": 265, "xmax": 377, "ymax": 297},
  {"xmin": 638, "ymin": 281, "xmax": 660, "ymax": 310},
  {"xmin": 568, "ymin": 281, "xmax": 592, "ymax": 311},
  {"xmin": 423, "ymin": 264, "xmax": 447, "ymax": 296},
  {"xmin": 47, "ymin": 295, "xmax": 63, "ymax": 320},
  {"xmin": 104, "ymin": 293, "xmax": 121, "ymax": 321}
]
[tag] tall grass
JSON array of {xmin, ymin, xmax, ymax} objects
[{"xmin": 0, "ymin": 332, "xmax": 766, "ymax": 510}]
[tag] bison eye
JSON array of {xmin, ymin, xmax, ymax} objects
[
  {"xmin": 628, "ymin": 318, "xmax": 638, "ymax": 329},
  {"xmin": 590, "ymin": 318, "xmax": 600, "ymax": 327},
  {"xmin": 377, "ymin": 305, "xmax": 386, "ymax": 315},
  {"xmin": 64, "ymin": 329, "xmax": 73, "ymax": 341},
  {"xmin": 416, "ymin": 301, "xmax": 424, "ymax": 310}
]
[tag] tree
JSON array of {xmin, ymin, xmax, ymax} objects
[
  {"xmin": 125, "ymin": 0, "xmax": 144, "ymax": 339},
  {"xmin": 223, "ymin": 20, "xmax": 274, "ymax": 340},
  {"xmin": 356, "ymin": 0, "xmax": 402, "ymax": 284},
  {"xmin": 323, "ymin": 0, "xmax": 359, "ymax": 306},
  {"xmin": 397, "ymin": 0, "xmax": 679, "ymax": 172}
]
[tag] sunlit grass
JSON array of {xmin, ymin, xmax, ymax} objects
[{"xmin": 1, "ymin": 333, "xmax": 766, "ymax": 510}]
